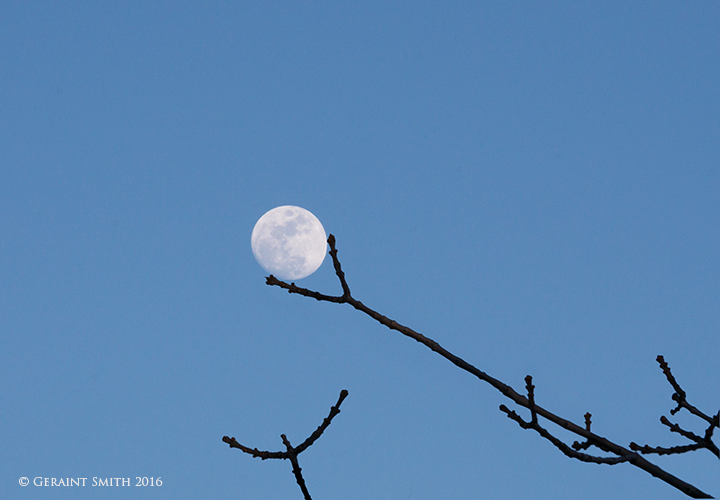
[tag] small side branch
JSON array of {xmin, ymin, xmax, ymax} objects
[
  {"xmin": 502, "ymin": 376, "xmax": 623, "ymax": 464},
  {"xmin": 223, "ymin": 390, "xmax": 349, "ymax": 500},
  {"xmin": 525, "ymin": 375, "xmax": 537, "ymax": 425},
  {"xmin": 658, "ymin": 355, "xmax": 715, "ymax": 425},
  {"xmin": 630, "ymin": 357, "xmax": 719, "ymax": 460},
  {"xmin": 572, "ymin": 413, "xmax": 595, "ymax": 451},
  {"xmin": 499, "ymin": 404, "xmax": 628, "ymax": 465}
]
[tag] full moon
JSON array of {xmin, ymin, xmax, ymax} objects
[{"xmin": 251, "ymin": 206, "xmax": 327, "ymax": 280}]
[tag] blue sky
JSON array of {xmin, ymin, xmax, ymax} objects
[{"xmin": 1, "ymin": 1, "xmax": 718, "ymax": 499}]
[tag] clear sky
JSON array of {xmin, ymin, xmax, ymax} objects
[{"xmin": 1, "ymin": 2, "xmax": 718, "ymax": 499}]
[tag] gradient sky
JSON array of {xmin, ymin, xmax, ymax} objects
[{"xmin": 1, "ymin": 2, "xmax": 719, "ymax": 499}]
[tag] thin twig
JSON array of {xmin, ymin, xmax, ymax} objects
[
  {"xmin": 629, "ymin": 357, "xmax": 719, "ymax": 460},
  {"xmin": 525, "ymin": 375, "xmax": 537, "ymax": 425},
  {"xmin": 572, "ymin": 413, "xmax": 594, "ymax": 451},
  {"xmin": 658, "ymin": 355, "xmax": 715, "ymax": 425}
]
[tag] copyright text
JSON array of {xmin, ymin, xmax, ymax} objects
[{"xmin": 19, "ymin": 477, "xmax": 162, "ymax": 487}]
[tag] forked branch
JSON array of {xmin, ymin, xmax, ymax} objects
[
  {"xmin": 223, "ymin": 389, "xmax": 349, "ymax": 500},
  {"xmin": 630, "ymin": 356, "xmax": 719, "ymax": 459},
  {"xmin": 265, "ymin": 234, "xmax": 714, "ymax": 499}
]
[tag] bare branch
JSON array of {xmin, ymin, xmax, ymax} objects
[
  {"xmin": 525, "ymin": 375, "xmax": 537, "ymax": 425},
  {"xmin": 572, "ymin": 413, "xmax": 594, "ymax": 451},
  {"xmin": 223, "ymin": 390, "xmax": 349, "ymax": 500},
  {"xmin": 661, "ymin": 416, "xmax": 707, "ymax": 447},
  {"xmin": 221, "ymin": 438, "xmax": 287, "ymax": 460},
  {"xmin": 631, "ymin": 442, "xmax": 705, "ymax": 456},
  {"xmin": 295, "ymin": 389, "xmax": 349, "ymax": 454},
  {"xmin": 658, "ymin": 355, "xmax": 716, "ymax": 425},
  {"xmin": 499, "ymin": 405, "xmax": 629, "ymax": 465},
  {"xmin": 629, "ymin": 357, "xmax": 719, "ymax": 460},
  {"xmin": 265, "ymin": 234, "xmax": 715, "ymax": 499},
  {"xmin": 282, "ymin": 434, "xmax": 312, "ymax": 500}
]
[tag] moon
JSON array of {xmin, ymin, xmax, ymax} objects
[{"xmin": 251, "ymin": 206, "xmax": 327, "ymax": 280}]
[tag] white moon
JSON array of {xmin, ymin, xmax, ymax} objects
[{"xmin": 251, "ymin": 206, "xmax": 327, "ymax": 280}]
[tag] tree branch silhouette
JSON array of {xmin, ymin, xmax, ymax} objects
[
  {"xmin": 223, "ymin": 389, "xmax": 349, "ymax": 500},
  {"xmin": 630, "ymin": 356, "xmax": 719, "ymax": 459},
  {"xmin": 265, "ymin": 234, "xmax": 716, "ymax": 499}
]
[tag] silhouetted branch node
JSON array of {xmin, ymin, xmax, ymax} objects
[
  {"xmin": 499, "ymin": 404, "xmax": 630, "ymax": 465},
  {"xmin": 630, "ymin": 357, "xmax": 719, "ymax": 464},
  {"xmin": 223, "ymin": 390, "xmax": 349, "ymax": 500}
]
